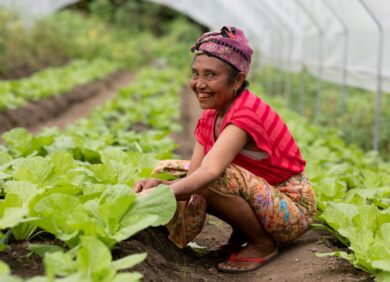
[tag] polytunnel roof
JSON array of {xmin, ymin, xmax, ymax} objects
[
  {"xmin": 1, "ymin": 0, "xmax": 390, "ymax": 93},
  {"xmin": 149, "ymin": 0, "xmax": 390, "ymax": 93}
]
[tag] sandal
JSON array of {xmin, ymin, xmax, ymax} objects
[{"xmin": 217, "ymin": 249, "xmax": 279, "ymax": 273}]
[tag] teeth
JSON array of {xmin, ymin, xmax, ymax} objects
[{"xmin": 199, "ymin": 92, "xmax": 213, "ymax": 98}]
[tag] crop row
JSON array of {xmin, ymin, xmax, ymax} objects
[
  {"xmin": 0, "ymin": 59, "xmax": 120, "ymax": 111},
  {"xmin": 0, "ymin": 11, "xmax": 199, "ymax": 114},
  {"xmin": 0, "ymin": 66, "xmax": 187, "ymax": 281},
  {"xmin": 252, "ymin": 83, "xmax": 390, "ymax": 281}
]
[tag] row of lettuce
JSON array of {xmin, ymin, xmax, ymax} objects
[
  {"xmin": 250, "ymin": 82, "xmax": 390, "ymax": 281},
  {"xmin": 256, "ymin": 68, "xmax": 390, "ymax": 280},
  {"xmin": 0, "ymin": 67, "xmax": 186, "ymax": 281},
  {"xmin": 286, "ymin": 105, "xmax": 390, "ymax": 282},
  {"xmin": 0, "ymin": 10, "xmax": 201, "ymax": 281},
  {"xmin": 0, "ymin": 9, "xmax": 200, "ymax": 113},
  {"xmin": 0, "ymin": 59, "xmax": 120, "ymax": 111}
]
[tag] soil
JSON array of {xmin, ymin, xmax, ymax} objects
[
  {"xmin": 0, "ymin": 70, "xmax": 132, "ymax": 135},
  {"xmin": 0, "ymin": 76, "xmax": 373, "ymax": 281}
]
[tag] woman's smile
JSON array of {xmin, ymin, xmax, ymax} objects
[{"xmin": 198, "ymin": 92, "xmax": 215, "ymax": 101}]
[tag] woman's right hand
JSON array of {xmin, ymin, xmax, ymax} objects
[{"xmin": 134, "ymin": 178, "xmax": 163, "ymax": 193}]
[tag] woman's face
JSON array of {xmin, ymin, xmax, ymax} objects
[{"xmin": 190, "ymin": 54, "xmax": 235, "ymax": 114}]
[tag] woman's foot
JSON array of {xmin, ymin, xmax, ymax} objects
[
  {"xmin": 209, "ymin": 229, "xmax": 246, "ymax": 257},
  {"xmin": 217, "ymin": 243, "xmax": 278, "ymax": 273}
]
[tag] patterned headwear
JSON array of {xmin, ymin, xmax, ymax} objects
[{"xmin": 191, "ymin": 26, "xmax": 253, "ymax": 76}]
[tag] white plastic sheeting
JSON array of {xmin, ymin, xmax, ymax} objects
[
  {"xmin": 1, "ymin": 0, "xmax": 389, "ymax": 93},
  {"xmin": 0, "ymin": 0, "xmax": 78, "ymax": 21},
  {"xmin": 149, "ymin": 0, "xmax": 390, "ymax": 94}
]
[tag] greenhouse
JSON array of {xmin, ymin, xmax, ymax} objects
[{"xmin": 0, "ymin": 0, "xmax": 389, "ymax": 281}]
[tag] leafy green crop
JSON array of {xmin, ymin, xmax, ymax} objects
[
  {"xmin": 0, "ymin": 236, "xmax": 146, "ymax": 282},
  {"xmin": 0, "ymin": 8, "xmax": 205, "ymax": 280},
  {"xmin": 0, "ymin": 65, "xmax": 187, "ymax": 280},
  {"xmin": 0, "ymin": 59, "xmax": 120, "ymax": 111},
  {"xmin": 252, "ymin": 88, "xmax": 390, "ymax": 281}
]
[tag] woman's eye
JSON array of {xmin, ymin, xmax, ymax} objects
[{"xmin": 206, "ymin": 72, "xmax": 215, "ymax": 77}]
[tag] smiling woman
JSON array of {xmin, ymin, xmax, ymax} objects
[{"xmin": 134, "ymin": 26, "xmax": 316, "ymax": 274}]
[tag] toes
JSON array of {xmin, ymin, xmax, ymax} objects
[{"xmin": 218, "ymin": 261, "xmax": 255, "ymax": 271}]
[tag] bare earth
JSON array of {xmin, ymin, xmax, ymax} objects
[
  {"xmin": 28, "ymin": 70, "xmax": 133, "ymax": 134},
  {"xmin": 0, "ymin": 74, "xmax": 373, "ymax": 282}
]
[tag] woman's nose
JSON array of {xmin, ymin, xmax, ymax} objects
[{"xmin": 196, "ymin": 79, "xmax": 207, "ymax": 90}]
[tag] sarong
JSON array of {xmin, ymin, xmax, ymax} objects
[{"xmin": 153, "ymin": 160, "xmax": 316, "ymax": 248}]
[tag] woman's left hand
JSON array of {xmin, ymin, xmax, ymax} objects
[{"xmin": 134, "ymin": 178, "xmax": 163, "ymax": 193}]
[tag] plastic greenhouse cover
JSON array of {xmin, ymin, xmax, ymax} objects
[
  {"xmin": 1, "ymin": 0, "xmax": 390, "ymax": 93},
  {"xmin": 149, "ymin": 0, "xmax": 390, "ymax": 93},
  {"xmin": 0, "ymin": 0, "xmax": 79, "ymax": 20}
]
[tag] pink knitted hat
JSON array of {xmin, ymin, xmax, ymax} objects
[{"xmin": 191, "ymin": 26, "xmax": 253, "ymax": 75}]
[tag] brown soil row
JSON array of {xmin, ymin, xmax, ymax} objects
[{"xmin": 0, "ymin": 70, "xmax": 130, "ymax": 135}]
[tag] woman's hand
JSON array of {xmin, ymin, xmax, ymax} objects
[
  {"xmin": 134, "ymin": 178, "xmax": 163, "ymax": 193},
  {"xmin": 138, "ymin": 188, "xmax": 155, "ymax": 196}
]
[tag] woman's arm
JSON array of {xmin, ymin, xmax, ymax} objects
[
  {"xmin": 187, "ymin": 141, "xmax": 205, "ymax": 175},
  {"xmin": 171, "ymin": 124, "xmax": 249, "ymax": 200},
  {"xmin": 134, "ymin": 140, "xmax": 205, "ymax": 193}
]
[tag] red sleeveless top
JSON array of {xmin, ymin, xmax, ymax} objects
[{"xmin": 194, "ymin": 89, "xmax": 306, "ymax": 185}]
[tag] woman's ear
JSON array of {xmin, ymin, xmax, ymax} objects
[{"xmin": 235, "ymin": 72, "xmax": 246, "ymax": 89}]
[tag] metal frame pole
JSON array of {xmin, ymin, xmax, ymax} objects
[
  {"xmin": 267, "ymin": 33, "xmax": 276, "ymax": 96},
  {"xmin": 321, "ymin": 0, "xmax": 349, "ymax": 116},
  {"xmin": 294, "ymin": 0, "xmax": 324, "ymax": 121},
  {"xmin": 358, "ymin": 0, "xmax": 384, "ymax": 151},
  {"xmin": 262, "ymin": 1, "xmax": 295, "ymax": 105},
  {"xmin": 252, "ymin": 1, "xmax": 285, "ymax": 96}
]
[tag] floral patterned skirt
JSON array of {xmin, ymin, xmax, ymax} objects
[{"xmin": 153, "ymin": 160, "xmax": 317, "ymax": 249}]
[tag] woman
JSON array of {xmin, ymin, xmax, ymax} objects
[{"xmin": 135, "ymin": 26, "xmax": 316, "ymax": 273}]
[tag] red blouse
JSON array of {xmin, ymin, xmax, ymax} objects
[{"xmin": 194, "ymin": 89, "xmax": 306, "ymax": 185}]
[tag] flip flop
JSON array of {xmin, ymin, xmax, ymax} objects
[{"xmin": 217, "ymin": 249, "xmax": 278, "ymax": 273}]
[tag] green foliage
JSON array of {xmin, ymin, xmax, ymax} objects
[
  {"xmin": 255, "ymin": 67, "xmax": 390, "ymax": 160},
  {"xmin": 0, "ymin": 64, "xmax": 184, "ymax": 280},
  {"xmin": 256, "ymin": 92, "xmax": 390, "ymax": 280},
  {"xmin": 0, "ymin": 9, "xmax": 70, "ymax": 79},
  {"xmin": 0, "ymin": 9, "xmax": 139, "ymax": 78},
  {"xmin": 0, "ymin": 4, "xmax": 203, "ymax": 79},
  {"xmin": 0, "ymin": 237, "xmax": 145, "ymax": 281},
  {"xmin": 87, "ymin": 0, "xmax": 196, "ymax": 35},
  {"xmin": 43, "ymin": 236, "xmax": 145, "ymax": 281},
  {"xmin": 0, "ymin": 59, "xmax": 119, "ymax": 111},
  {"xmin": 317, "ymin": 204, "xmax": 390, "ymax": 277},
  {"xmin": 0, "ymin": 10, "xmax": 199, "ymax": 112}
]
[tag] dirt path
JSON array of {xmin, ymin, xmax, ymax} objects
[
  {"xmin": 0, "ymin": 71, "xmax": 133, "ymax": 135},
  {"xmin": 28, "ymin": 71, "xmax": 133, "ymax": 134}
]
